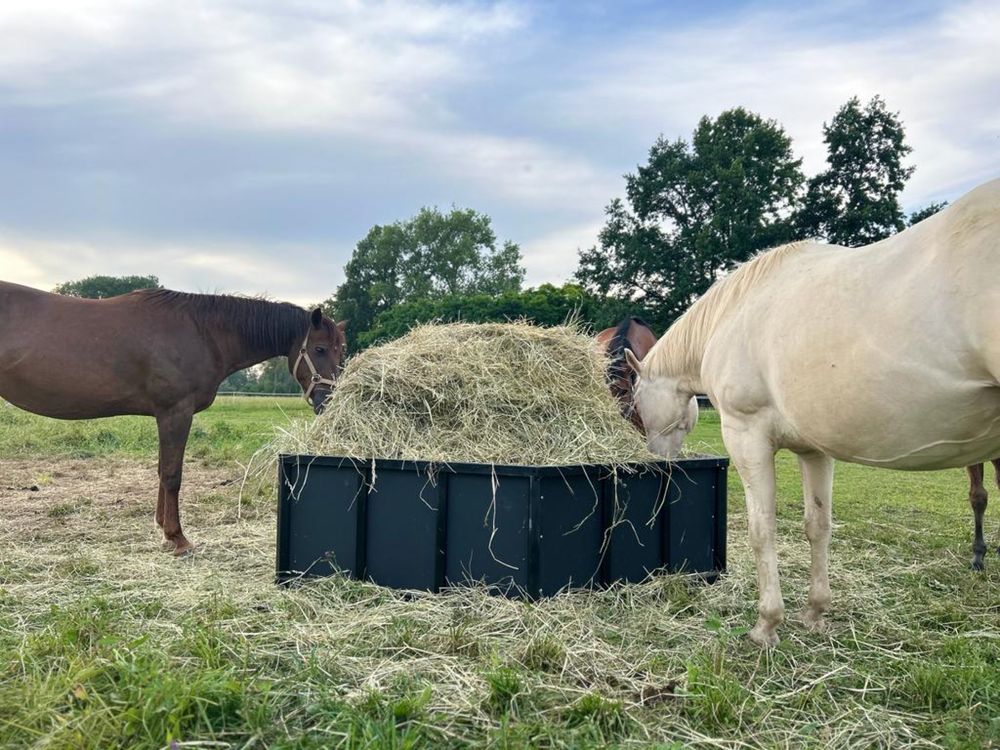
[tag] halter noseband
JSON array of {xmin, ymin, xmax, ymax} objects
[{"xmin": 292, "ymin": 332, "xmax": 338, "ymax": 405}]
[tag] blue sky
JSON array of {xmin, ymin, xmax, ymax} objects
[{"xmin": 1, "ymin": 0, "xmax": 998, "ymax": 305}]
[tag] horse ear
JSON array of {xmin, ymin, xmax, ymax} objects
[
  {"xmin": 336, "ymin": 319, "xmax": 348, "ymax": 332},
  {"xmin": 310, "ymin": 307, "xmax": 323, "ymax": 329},
  {"xmin": 624, "ymin": 348, "xmax": 643, "ymax": 375}
]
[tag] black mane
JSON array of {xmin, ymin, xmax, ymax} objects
[
  {"xmin": 607, "ymin": 316, "xmax": 649, "ymax": 383},
  {"xmin": 133, "ymin": 289, "xmax": 310, "ymax": 355}
]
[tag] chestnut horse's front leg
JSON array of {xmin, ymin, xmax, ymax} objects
[{"xmin": 156, "ymin": 406, "xmax": 194, "ymax": 556}]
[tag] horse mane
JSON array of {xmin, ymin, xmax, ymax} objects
[
  {"xmin": 607, "ymin": 316, "xmax": 649, "ymax": 382},
  {"xmin": 132, "ymin": 289, "xmax": 311, "ymax": 355},
  {"xmin": 647, "ymin": 241, "xmax": 812, "ymax": 378}
]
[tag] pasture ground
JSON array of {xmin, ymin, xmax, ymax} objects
[{"xmin": 0, "ymin": 396, "xmax": 998, "ymax": 749}]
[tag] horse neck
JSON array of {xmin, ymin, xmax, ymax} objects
[
  {"xmin": 648, "ymin": 318, "xmax": 706, "ymax": 394},
  {"xmin": 206, "ymin": 302, "xmax": 308, "ymax": 374}
]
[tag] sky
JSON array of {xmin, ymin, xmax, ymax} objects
[{"xmin": 1, "ymin": 0, "xmax": 998, "ymax": 306}]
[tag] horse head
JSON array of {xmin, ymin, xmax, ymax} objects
[
  {"xmin": 624, "ymin": 348, "xmax": 698, "ymax": 458},
  {"xmin": 289, "ymin": 308, "xmax": 347, "ymax": 414}
]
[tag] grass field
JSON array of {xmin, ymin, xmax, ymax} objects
[{"xmin": 1, "ymin": 397, "xmax": 998, "ymax": 749}]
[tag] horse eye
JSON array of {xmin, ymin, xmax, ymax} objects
[{"xmin": 314, "ymin": 346, "xmax": 327, "ymax": 355}]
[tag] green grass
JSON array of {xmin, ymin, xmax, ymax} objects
[
  {"xmin": 1, "ymin": 402, "xmax": 999, "ymax": 749},
  {"xmin": 0, "ymin": 395, "xmax": 312, "ymax": 463}
]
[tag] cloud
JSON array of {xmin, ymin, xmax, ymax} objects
[
  {"xmin": 520, "ymin": 220, "xmax": 605, "ymax": 287},
  {"xmin": 560, "ymin": 0, "xmax": 1000, "ymax": 209},
  {"xmin": 1, "ymin": 0, "xmax": 998, "ymax": 305},
  {"xmin": 0, "ymin": 232, "xmax": 340, "ymax": 306},
  {"xmin": 0, "ymin": 0, "xmax": 526, "ymax": 131}
]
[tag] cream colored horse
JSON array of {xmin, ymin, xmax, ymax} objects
[{"xmin": 625, "ymin": 178, "xmax": 1000, "ymax": 647}]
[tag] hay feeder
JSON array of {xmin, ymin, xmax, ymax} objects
[{"xmin": 275, "ymin": 454, "xmax": 727, "ymax": 598}]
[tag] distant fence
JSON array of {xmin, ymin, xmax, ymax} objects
[{"xmin": 216, "ymin": 391, "xmax": 302, "ymax": 398}]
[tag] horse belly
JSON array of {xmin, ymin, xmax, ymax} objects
[
  {"xmin": 0, "ymin": 350, "xmax": 155, "ymax": 419},
  {"xmin": 802, "ymin": 388, "xmax": 1000, "ymax": 471}
]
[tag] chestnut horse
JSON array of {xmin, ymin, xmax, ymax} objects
[
  {"xmin": 967, "ymin": 459, "xmax": 1000, "ymax": 570},
  {"xmin": 0, "ymin": 281, "xmax": 346, "ymax": 555},
  {"xmin": 596, "ymin": 317, "xmax": 658, "ymax": 431}
]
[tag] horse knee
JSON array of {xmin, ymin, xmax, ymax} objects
[
  {"xmin": 969, "ymin": 486, "xmax": 988, "ymax": 515},
  {"xmin": 805, "ymin": 515, "xmax": 831, "ymax": 543}
]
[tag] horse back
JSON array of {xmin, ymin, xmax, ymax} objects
[{"xmin": 0, "ymin": 282, "xmax": 218, "ymax": 418}]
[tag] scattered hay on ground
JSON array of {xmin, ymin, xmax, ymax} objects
[
  {"xmin": 2, "ymin": 457, "xmax": 996, "ymax": 749},
  {"xmin": 268, "ymin": 321, "xmax": 658, "ymax": 466}
]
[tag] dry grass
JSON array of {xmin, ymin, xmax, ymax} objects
[
  {"xmin": 2, "ymin": 425, "xmax": 999, "ymax": 748},
  {"xmin": 262, "ymin": 321, "xmax": 658, "ymax": 466}
]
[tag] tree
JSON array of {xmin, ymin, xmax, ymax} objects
[
  {"xmin": 908, "ymin": 201, "xmax": 948, "ymax": 227},
  {"xmin": 253, "ymin": 359, "xmax": 300, "ymax": 393},
  {"xmin": 53, "ymin": 275, "xmax": 161, "ymax": 299},
  {"xmin": 359, "ymin": 284, "xmax": 638, "ymax": 347},
  {"xmin": 576, "ymin": 108, "xmax": 803, "ymax": 328},
  {"xmin": 328, "ymin": 207, "xmax": 524, "ymax": 345},
  {"xmin": 218, "ymin": 368, "xmax": 255, "ymax": 393},
  {"xmin": 796, "ymin": 96, "xmax": 914, "ymax": 246}
]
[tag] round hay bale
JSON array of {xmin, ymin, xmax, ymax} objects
[{"xmin": 278, "ymin": 321, "xmax": 657, "ymax": 466}]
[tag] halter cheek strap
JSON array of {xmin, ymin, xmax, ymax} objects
[{"xmin": 292, "ymin": 333, "xmax": 338, "ymax": 404}]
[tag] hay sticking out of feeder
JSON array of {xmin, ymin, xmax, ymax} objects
[{"xmin": 275, "ymin": 321, "xmax": 658, "ymax": 466}]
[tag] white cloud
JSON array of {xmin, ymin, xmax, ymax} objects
[
  {"xmin": 0, "ymin": 232, "xmax": 340, "ymax": 306},
  {"xmin": 561, "ymin": 0, "xmax": 1000, "ymax": 209},
  {"xmin": 1, "ymin": 0, "xmax": 998, "ymax": 304},
  {"xmin": 0, "ymin": 0, "xmax": 525, "ymax": 130},
  {"xmin": 520, "ymin": 220, "xmax": 604, "ymax": 287}
]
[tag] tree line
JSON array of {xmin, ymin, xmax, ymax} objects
[{"xmin": 54, "ymin": 95, "xmax": 945, "ymax": 393}]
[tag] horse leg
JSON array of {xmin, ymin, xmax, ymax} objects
[
  {"xmin": 156, "ymin": 407, "xmax": 194, "ymax": 556},
  {"xmin": 798, "ymin": 453, "xmax": 834, "ymax": 631},
  {"xmin": 155, "ymin": 452, "xmax": 165, "ymax": 528},
  {"xmin": 968, "ymin": 464, "xmax": 987, "ymax": 571},
  {"xmin": 723, "ymin": 422, "xmax": 782, "ymax": 647},
  {"xmin": 993, "ymin": 458, "xmax": 1000, "ymax": 558}
]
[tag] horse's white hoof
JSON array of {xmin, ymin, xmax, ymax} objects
[
  {"xmin": 801, "ymin": 608, "xmax": 829, "ymax": 633},
  {"xmin": 748, "ymin": 622, "xmax": 780, "ymax": 648}
]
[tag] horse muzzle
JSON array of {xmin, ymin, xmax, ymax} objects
[{"xmin": 310, "ymin": 386, "xmax": 333, "ymax": 415}]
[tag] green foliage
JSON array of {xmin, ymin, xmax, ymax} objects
[
  {"xmin": 576, "ymin": 107, "xmax": 803, "ymax": 329},
  {"xmin": 358, "ymin": 283, "xmax": 638, "ymax": 348},
  {"xmin": 796, "ymin": 95, "xmax": 915, "ymax": 246},
  {"xmin": 908, "ymin": 201, "xmax": 948, "ymax": 226},
  {"xmin": 328, "ymin": 207, "xmax": 525, "ymax": 346},
  {"xmin": 53, "ymin": 274, "xmax": 161, "ymax": 299},
  {"xmin": 484, "ymin": 667, "xmax": 523, "ymax": 716},
  {"xmin": 219, "ymin": 358, "xmax": 301, "ymax": 394}
]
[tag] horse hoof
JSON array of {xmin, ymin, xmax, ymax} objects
[
  {"xmin": 161, "ymin": 539, "xmax": 177, "ymax": 553},
  {"xmin": 172, "ymin": 542, "xmax": 195, "ymax": 558},
  {"xmin": 970, "ymin": 559, "xmax": 985, "ymax": 572},
  {"xmin": 800, "ymin": 609, "xmax": 829, "ymax": 633},
  {"xmin": 748, "ymin": 623, "xmax": 780, "ymax": 648}
]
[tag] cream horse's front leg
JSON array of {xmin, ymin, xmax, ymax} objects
[
  {"xmin": 798, "ymin": 452, "xmax": 834, "ymax": 631},
  {"xmin": 723, "ymin": 421, "xmax": 783, "ymax": 647}
]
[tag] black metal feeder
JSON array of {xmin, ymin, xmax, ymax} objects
[{"xmin": 275, "ymin": 454, "xmax": 728, "ymax": 598}]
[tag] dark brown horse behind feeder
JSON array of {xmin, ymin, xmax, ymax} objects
[
  {"xmin": 967, "ymin": 459, "xmax": 1000, "ymax": 570},
  {"xmin": 595, "ymin": 316, "xmax": 658, "ymax": 432},
  {"xmin": 0, "ymin": 281, "xmax": 346, "ymax": 555}
]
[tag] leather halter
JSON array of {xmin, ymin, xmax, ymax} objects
[{"xmin": 292, "ymin": 332, "xmax": 338, "ymax": 405}]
